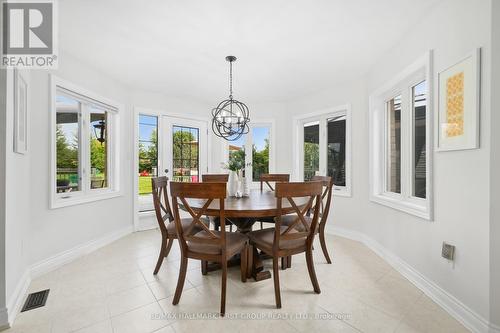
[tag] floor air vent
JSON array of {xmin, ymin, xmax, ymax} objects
[{"xmin": 21, "ymin": 289, "xmax": 50, "ymax": 312}]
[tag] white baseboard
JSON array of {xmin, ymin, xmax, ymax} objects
[
  {"xmin": 329, "ymin": 226, "xmax": 499, "ymax": 333},
  {"xmin": 6, "ymin": 225, "xmax": 133, "ymax": 327},
  {"xmin": 5, "ymin": 269, "xmax": 31, "ymax": 328},
  {"xmin": 0, "ymin": 307, "xmax": 9, "ymax": 331}
]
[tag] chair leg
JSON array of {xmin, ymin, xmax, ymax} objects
[
  {"xmin": 281, "ymin": 257, "xmax": 287, "ymax": 270},
  {"xmin": 221, "ymin": 260, "xmax": 227, "ymax": 316},
  {"xmin": 230, "ymin": 224, "xmax": 233, "ymax": 232},
  {"xmin": 153, "ymin": 238, "xmax": 168, "ymax": 275},
  {"xmin": 260, "ymin": 221, "xmax": 264, "ymax": 229},
  {"xmin": 240, "ymin": 245, "xmax": 247, "ymax": 282},
  {"xmin": 287, "ymin": 255, "xmax": 292, "ymax": 268},
  {"xmin": 305, "ymin": 249, "xmax": 321, "ymax": 294},
  {"xmin": 319, "ymin": 223, "xmax": 332, "ymax": 264},
  {"xmin": 172, "ymin": 257, "xmax": 188, "ymax": 305},
  {"xmin": 272, "ymin": 257, "xmax": 282, "ymax": 308},
  {"xmin": 165, "ymin": 237, "xmax": 174, "ymax": 257},
  {"xmin": 201, "ymin": 260, "xmax": 208, "ymax": 275}
]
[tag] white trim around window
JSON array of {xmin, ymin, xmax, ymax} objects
[
  {"xmin": 222, "ymin": 119, "xmax": 276, "ymax": 187},
  {"xmin": 369, "ymin": 51, "xmax": 433, "ymax": 220},
  {"xmin": 49, "ymin": 75, "xmax": 122, "ymax": 209},
  {"xmin": 292, "ymin": 104, "xmax": 352, "ymax": 197}
]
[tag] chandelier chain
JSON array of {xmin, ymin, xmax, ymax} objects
[{"xmin": 229, "ymin": 60, "xmax": 233, "ymax": 99}]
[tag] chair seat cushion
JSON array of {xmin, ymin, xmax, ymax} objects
[
  {"xmin": 278, "ymin": 215, "xmax": 314, "ymax": 232},
  {"xmin": 188, "ymin": 231, "xmax": 248, "ymax": 256},
  {"xmin": 248, "ymin": 226, "xmax": 306, "ymax": 251},
  {"xmin": 166, "ymin": 217, "xmax": 208, "ymax": 235}
]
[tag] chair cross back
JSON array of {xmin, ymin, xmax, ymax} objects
[
  {"xmin": 170, "ymin": 182, "xmax": 227, "ymax": 250},
  {"xmin": 260, "ymin": 174, "xmax": 290, "ymax": 191},
  {"xmin": 152, "ymin": 177, "xmax": 174, "ymax": 233},
  {"xmin": 309, "ymin": 175, "xmax": 334, "ymax": 222},
  {"xmin": 274, "ymin": 181, "xmax": 323, "ymax": 248}
]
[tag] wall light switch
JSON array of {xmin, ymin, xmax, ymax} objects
[{"xmin": 442, "ymin": 242, "xmax": 455, "ymax": 261}]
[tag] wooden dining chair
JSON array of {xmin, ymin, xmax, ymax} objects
[
  {"xmin": 202, "ymin": 174, "xmax": 229, "ymax": 182},
  {"xmin": 280, "ymin": 176, "xmax": 334, "ymax": 266},
  {"xmin": 201, "ymin": 174, "xmax": 234, "ymax": 232},
  {"xmin": 170, "ymin": 182, "xmax": 249, "ymax": 316},
  {"xmin": 248, "ymin": 181, "xmax": 323, "ymax": 308},
  {"xmin": 260, "ymin": 173, "xmax": 290, "ymax": 191},
  {"xmin": 257, "ymin": 174, "xmax": 290, "ymax": 229},
  {"xmin": 151, "ymin": 177, "xmax": 210, "ymax": 275}
]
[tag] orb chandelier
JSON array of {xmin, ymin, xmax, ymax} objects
[{"xmin": 211, "ymin": 56, "xmax": 250, "ymax": 141}]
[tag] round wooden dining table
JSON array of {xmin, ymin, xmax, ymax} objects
[
  {"xmin": 186, "ymin": 188, "xmax": 308, "ymax": 230},
  {"xmin": 186, "ymin": 189, "xmax": 309, "ymax": 280}
]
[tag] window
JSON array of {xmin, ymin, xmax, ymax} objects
[
  {"xmin": 303, "ymin": 123, "xmax": 320, "ymax": 181},
  {"xmin": 138, "ymin": 115, "xmax": 158, "ymax": 212},
  {"xmin": 56, "ymin": 95, "xmax": 81, "ymax": 193},
  {"xmin": 412, "ymin": 81, "xmax": 427, "ymax": 199},
  {"xmin": 51, "ymin": 76, "xmax": 120, "ymax": 208},
  {"xmin": 327, "ymin": 115, "xmax": 347, "ymax": 187},
  {"xmin": 295, "ymin": 106, "xmax": 351, "ymax": 196},
  {"xmin": 173, "ymin": 126, "xmax": 200, "ymax": 182},
  {"xmin": 252, "ymin": 127, "xmax": 270, "ymax": 181},
  {"xmin": 228, "ymin": 133, "xmax": 246, "ymax": 173},
  {"xmin": 369, "ymin": 52, "xmax": 432, "ymax": 219},
  {"xmin": 226, "ymin": 123, "xmax": 274, "ymax": 184},
  {"xmin": 387, "ymin": 95, "xmax": 402, "ymax": 194}
]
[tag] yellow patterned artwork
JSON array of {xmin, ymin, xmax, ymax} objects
[{"xmin": 446, "ymin": 72, "xmax": 465, "ymax": 137}]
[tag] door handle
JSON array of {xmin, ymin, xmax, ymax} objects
[{"xmin": 164, "ymin": 169, "xmax": 169, "ymax": 174}]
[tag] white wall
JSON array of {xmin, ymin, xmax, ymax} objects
[
  {"xmin": 3, "ymin": 68, "xmax": 31, "ymax": 325},
  {"xmin": 0, "ymin": 68, "xmax": 9, "ymax": 328},
  {"xmin": 285, "ymin": 0, "xmax": 493, "ymax": 327},
  {"xmin": 489, "ymin": 0, "xmax": 500, "ymax": 328}
]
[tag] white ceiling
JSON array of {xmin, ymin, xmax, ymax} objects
[{"xmin": 60, "ymin": 0, "xmax": 439, "ymax": 104}]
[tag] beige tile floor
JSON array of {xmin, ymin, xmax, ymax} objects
[{"xmin": 5, "ymin": 229, "xmax": 470, "ymax": 333}]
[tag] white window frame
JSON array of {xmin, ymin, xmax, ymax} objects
[
  {"xmin": 50, "ymin": 75, "xmax": 122, "ymax": 209},
  {"xmin": 369, "ymin": 51, "xmax": 433, "ymax": 220},
  {"xmin": 292, "ymin": 104, "xmax": 352, "ymax": 197},
  {"xmin": 222, "ymin": 120, "xmax": 276, "ymax": 187}
]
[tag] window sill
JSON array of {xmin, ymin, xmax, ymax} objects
[
  {"xmin": 370, "ymin": 193, "xmax": 431, "ymax": 220},
  {"xmin": 50, "ymin": 190, "xmax": 122, "ymax": 209}
]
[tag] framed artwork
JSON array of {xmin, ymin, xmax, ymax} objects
[
  {"xmin": 436, "ymin": 48, "xmax": 480, "ymax": 151},
  {"xmin": 14, "ymin": 69, "xmax": 28, "ymax": 154}
]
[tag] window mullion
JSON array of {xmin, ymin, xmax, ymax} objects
[
  {"xmin": 82, "ymin": 103, "xmax": 90, "ymax": 194},
  {"xmin": 246, "ymin": 126, "xmax": 253, "ymax": 181},
  {"xmin": 401, "ymin": 87, "xmax": 412, "ymax": 201},
  {"xmin": 107, "ymin": 113, "xmax": 113, "ymax": 190},
  {"xmin": 319, "ymin": 116, "xmax": 327, "ymax": 176}
]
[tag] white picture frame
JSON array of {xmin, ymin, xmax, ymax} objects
[
  {"xmin": 436, "ymin": 48, "xmax": 480, "ymax": 151},
  {"xmin": 14, "ymin": 69, "xmax": 28, "ymax": 154}
]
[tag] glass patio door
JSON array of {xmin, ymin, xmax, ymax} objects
[{"xmin": 163, "ymin": 116, "xmax": 208, "ymax": 183}]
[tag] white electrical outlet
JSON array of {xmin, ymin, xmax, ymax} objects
[{"xmin": 442, "ymin": 242, "xmax": 455, "ymax": 261}]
